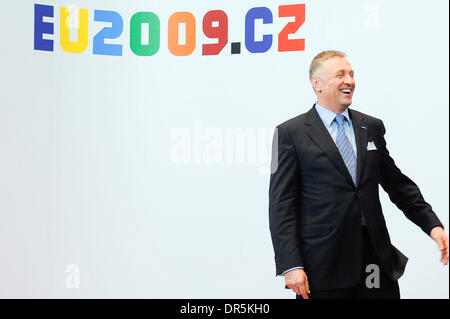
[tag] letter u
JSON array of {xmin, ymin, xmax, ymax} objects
[{"xmin": 60, "ymin": 7, "xmax": 88, "ymax": 53}]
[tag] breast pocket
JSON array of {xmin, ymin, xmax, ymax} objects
[
  {"xmin": 366, "ymin": 148, "xmax": 380, "ymax": 158},
  {"xmin": 366, "ymin": 138, "xmax": 381, "ymax": 158},
  {"xmin": 365, "ymin": 146, "xmax": 381, "ymax": 182}
]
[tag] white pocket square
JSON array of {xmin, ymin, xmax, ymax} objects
[{"xmin": 367, "ymin": 141, "xmax": 377, "ymax": 151}]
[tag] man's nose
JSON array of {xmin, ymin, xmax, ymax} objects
[{"xmin": 344, "ymin": 74, "xmax": 355, "ymax": 85}]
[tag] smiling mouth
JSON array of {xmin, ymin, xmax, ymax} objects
[{"xmin": 340, "ymin": 89, "xmax": 352, "ymax": 95}]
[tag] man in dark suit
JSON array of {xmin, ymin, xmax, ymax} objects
[{"xmin": 268, "ymin": 50, "xmax": 449, "ymax": 299}]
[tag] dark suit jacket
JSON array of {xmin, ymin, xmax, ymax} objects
[{"xmin": 269, "ymin": 105, "xmax": 443, "ymax": 291}]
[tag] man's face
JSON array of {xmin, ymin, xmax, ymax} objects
[{"xmin": 313, "ymin": 56, "xmax": 356, "ymax": 109}]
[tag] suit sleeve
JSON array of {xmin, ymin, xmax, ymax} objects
[
  {"xmin": 378, "ymin": 121, "xmax": 443, "ymax": 235},
  {"xmin": 269, "ymin": 126, "xmax": 303, "ymax": 276}
]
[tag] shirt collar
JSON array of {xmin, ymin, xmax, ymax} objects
[{"xmin": 314, "ymin": 102, "xmax": 351, "ymax": 127}]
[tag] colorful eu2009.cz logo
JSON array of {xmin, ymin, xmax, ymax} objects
[{"xmin": 34, "ymin": 3, "xmax": 306, "ymax": 56}]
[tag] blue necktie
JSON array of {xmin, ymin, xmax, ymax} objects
[
  {"xmin": 334, "ymin": 114, "xmax": 357, "ymax": 185},
  {"xmin": 335, "ymin": 115, "xmax": 366, "ymax": 225}
]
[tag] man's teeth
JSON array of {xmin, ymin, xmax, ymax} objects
[{"xmin": 341, "ymin": 90, "xmax": 351, "ymax": 94}]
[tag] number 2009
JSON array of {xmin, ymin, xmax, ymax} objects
[{"xmin": 34, "ymin": 3, "xmax": 305, "ymax": 56}]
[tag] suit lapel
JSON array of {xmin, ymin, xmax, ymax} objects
[
  {"xmin": 304, "ymin": 106, "xmax": 355, "ymax": 186},
  {"xmin": 349, "ymin": 109, "xmax": 367, "ymax": 187}
]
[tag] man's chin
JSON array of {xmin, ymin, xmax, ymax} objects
[{"xmin": 340, "ymin": 99, "xmax": 352, "ymax": 108}]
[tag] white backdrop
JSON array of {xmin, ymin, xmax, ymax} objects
[{"xmin": 0, "ymin": 0, "xmax": 448, "ymax": 298}]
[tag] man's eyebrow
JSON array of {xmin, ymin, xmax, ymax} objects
[
  {"xmin": 335, "ymin": 69, "xmax": 354, "ymax": 74},
  {"xmin": 336, "ymin": 69, "xmax": 355, "ymax": 73}
]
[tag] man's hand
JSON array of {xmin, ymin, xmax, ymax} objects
[
  {"xmin": 284, "ymin": 268, "xmax": 311, "ymax": 299},
  {"xmin": 430, "ymin": 226, "xmax": 449, "ymax": 265}
]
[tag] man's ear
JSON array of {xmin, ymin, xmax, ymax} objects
[{"xmin": 310, "ymin": 76, "xmax": 321, "ymax": 93}]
